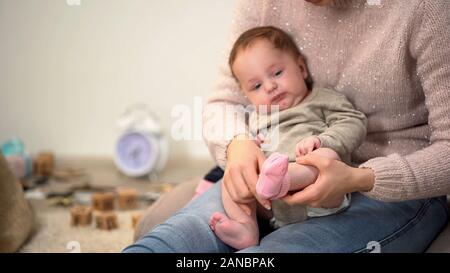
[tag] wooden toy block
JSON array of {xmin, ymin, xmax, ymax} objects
[
  {"xmin": 92, "ymin": 192, "xmax": 115, "ymax": 211},
  {"xmin": 34, "ymin": 152, "xmax": 54, "ymax": 176},
  {"xmin": 70, "ymin": 205, "xmax": 93, "ymax": 227},
  {"xmin": 131, "ymin": 211, "xmax": 143, "ymax": 229},
  {"xmin": 117, "ymin": 188, "xmax": 139, "ymax": 210},
  {"xmin": 95, "ymin": 211, "xmax": 118, "ymax": 230}
]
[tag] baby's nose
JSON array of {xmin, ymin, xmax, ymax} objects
[{"xmin": 265, "ymin": 81, "xmax": 277, "ymax": 93}]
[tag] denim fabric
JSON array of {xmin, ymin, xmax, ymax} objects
[{"xmin": 123, "ymin": 181, "xmax": 448, "ymax": 253}]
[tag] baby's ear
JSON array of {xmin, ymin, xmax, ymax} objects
[{"xmin": 297, "ymin": 56, "xmax": 308, "ymax": 79}]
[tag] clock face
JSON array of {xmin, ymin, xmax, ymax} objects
[{"xmin": 116, "ymin": 132, "xmax": 153, "ymax": 171}]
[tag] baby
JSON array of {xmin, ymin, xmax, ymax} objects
[{"xmin": 209, "ymin": 26, "xmax": 367, "ymax": 250}]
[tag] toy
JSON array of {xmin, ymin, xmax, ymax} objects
[
  {"xmin": 1, "ymin": 139, "xmax": 33, "ymax": 178},
  {"xmin": 95, "ymin": 211, "xmax": 118, "ymax": 230},
  {"xmin": 117, "ymin": 187, "xmax": 139, "ymax": 210},
  {"xmin": 131, "ymin": 211, "xmax": 143, "ymax": 229},
  {"xmin": 70, "ymin": 205, "xmax": 93, "ymax": 226},
  {"xmin": 34, "ymin": 152, "xmax": 54, "ymax": 176},
  {"xmin": 92, "ymin": 192, "xmax": 115, "ymax": 211}
]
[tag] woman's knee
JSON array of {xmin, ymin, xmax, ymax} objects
[{"xmin": 125, "ymin": 183, "xmax": 228, "ymax": 252}]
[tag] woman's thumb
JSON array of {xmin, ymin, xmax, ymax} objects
[
  {"xmin": 296, "ymin": 154, "xmax": 326, "ymax": 169},
  {"xmin": 257, "ymin": 153, "xmax": 266, "ymax": 171}
]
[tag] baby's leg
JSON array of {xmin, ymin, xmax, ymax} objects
[
  {"xmin": 256, "ymin": 149, "xmax": 341, "ymax": 200},
  {"xmin": 288, "ymin": 148, "xmax": 344, "ymax": 208},
  {"xmin": 256, "ymin": 153, "xmax": 291, "ymax": 199},
  {"xmin": 288, "ymin": 147, "xmax": 341, "ymax": 191},
  {"xmin": 209, "ymin": 182, "xmax": 259, "ymax": 250}
]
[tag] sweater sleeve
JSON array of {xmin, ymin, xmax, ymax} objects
[
  {"xmin": 360, "ymin": 0, "xmax": 450, "ymax": 201},
  {"xmin": 202, "ymin": 0, "xmax": 266, "ymax": 168},
  {"xmin": 317, "ymin": 91, "xmax": 367, "ymax": 160}
]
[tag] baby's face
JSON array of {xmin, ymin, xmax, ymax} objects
[{"xmin": 232, "ymin": 39, "xmax": 309, "ymax": 112}]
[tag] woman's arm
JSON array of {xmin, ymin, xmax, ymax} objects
[{"xmin": 359, "ymin": 0, "xmax": 450, "ymax": 201}]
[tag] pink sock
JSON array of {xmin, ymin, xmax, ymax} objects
[{"xmin": 256, "ymin": 153, "xmax": 290, "ymax": 200}]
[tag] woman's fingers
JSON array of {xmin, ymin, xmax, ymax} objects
[
  {"xmin": 288, "ymin": 154, "xmax": 328, "ymax": 206},
  {"xmin": 291, "ymin": 153, "xmax": 351, "ymax": 208},
  {"xmin": 224, "ymin": 137, "xmax": 271, "ymax": 207},
  {"xmin": 243, "ymin": 167, "xmax": 271, "ymax": 209},
  {"xmin": 242, "ymin": 167, "xmax": 258, "ymax": 197},
  {"xmin": 296, "ymin": 153, "xmax": 331, "ymax": 170},
  {"xmin": 281, "ymin": 184, "xmax": 320, "ymax": 207},
  {"xmin": 257, "ymin": 152, "xmax": 266, "ymax": 172},
  {"xmin": 255, "ymin": 152, "xmax": 272, "ymax": 209},
  {"xmin": 225, "ymin": 167, "xmax": 254, "ymax": 203}
]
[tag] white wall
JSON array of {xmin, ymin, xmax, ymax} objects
[{"xmin": 0, "ymin": 0, "xmax": 236, "ymax": 160}]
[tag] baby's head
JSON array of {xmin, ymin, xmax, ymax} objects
[{"xmin": 229, "ymin": 26, "xmax": 312, "ymax": 111}]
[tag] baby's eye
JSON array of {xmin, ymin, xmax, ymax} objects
[
  {"xmin": 274, "ymin": 70, "xmax": 283, "ymax": 77},
  {"xmin": 252, "ymin": 83, "xmax": 262, "ymax": 91}
]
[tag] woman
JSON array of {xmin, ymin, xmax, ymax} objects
[{"xmin": 125, "ymin": 0, "xmax": 450, "ymax": 252}]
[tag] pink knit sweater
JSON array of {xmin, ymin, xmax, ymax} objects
[{"xmin": 202, "ymin": 0, "xmax": 450, "ymax": 201}]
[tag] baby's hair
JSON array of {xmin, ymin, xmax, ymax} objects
[{"xmin": 229, "ymin": 26, "xmax": 312, "ymax": 89}]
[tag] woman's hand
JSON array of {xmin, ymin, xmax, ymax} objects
[
  {"xmin": 281, "ymin": 153, "xmax": 375, "ymax": 208},
  {"xmin": 224, "ymin": 135, "xmax": 271, "ymax": 209}
]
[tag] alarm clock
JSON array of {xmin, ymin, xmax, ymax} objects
[{"xmin": 113, "ymin": 104, "xmax": 169, "ymax": 178}]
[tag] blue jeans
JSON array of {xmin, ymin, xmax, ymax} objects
[{"xmin": 123, "ymin": 181, "xmax": 449, "ymax": 253}]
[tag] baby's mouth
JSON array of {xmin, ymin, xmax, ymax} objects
[{"xmin": 271, "ymin": 92, "xmax": 287, "ymax": 104}]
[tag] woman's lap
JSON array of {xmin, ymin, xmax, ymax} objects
[
  {"xmin": 242, "ymin": 193, "xmax": 448, "ymax": 252},
  {"xmin": 123, "ymin": 181, "xmax": 449, "ymax": 253}
]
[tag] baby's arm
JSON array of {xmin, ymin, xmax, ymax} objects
[{"xmin": 316, "ymin": 90, "xmax": 367, "ymax": 159}]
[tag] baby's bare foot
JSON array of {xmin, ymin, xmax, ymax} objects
[{"xmin": 209, "ymin": 212, "xmax": 258, "ymax": 250}]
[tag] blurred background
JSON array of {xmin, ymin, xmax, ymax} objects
[
  {"xmin": 0, "ymin": 0, "xmax": 236, "ymax": 161},
  {"xmin": 0, "ymin": 0, "xmax": 238, "ymax": 252}
]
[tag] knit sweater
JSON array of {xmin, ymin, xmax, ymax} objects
[{"xmin": 202, "ymin": 0, "xmax": 450, "ymax": 202}]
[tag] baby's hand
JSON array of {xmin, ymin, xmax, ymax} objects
[
  {"xmin": 295, "ymin": 136, "xmax": 321, "ymax": 157},
  {"xmin": 254, "ymin": 133, "xmax": 265, "ymax": 148}
]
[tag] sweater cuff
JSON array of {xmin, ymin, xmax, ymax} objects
[
  {"xmin": 209, "ymin": 133, "xmax": 250, "ymax": 169},
  {"xmin": 358, "ymin": 154, "xmax": 410, "ymax": 201},
  {"xmin": 211, "ymin": 138, "xmax": 233, "ymax": 169},
  {"xmin": 316, "ymin": 135, "xmax": 326, "ymax": 146},
  {"xmin": 317, "ymin": 135, "xmax": 332, "ymax": 150},
  {"xmin": 317, "ymin": 135, "xmax": 345, "ymax": 160}
]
